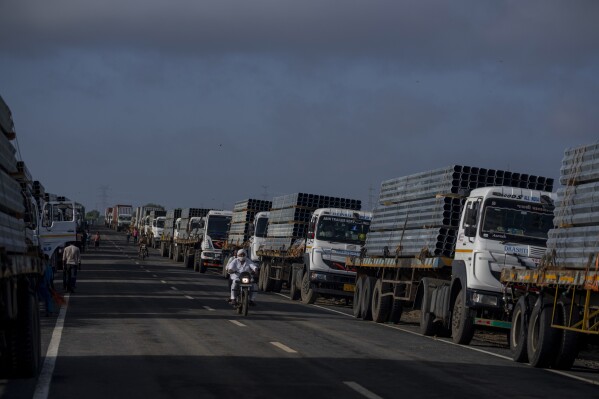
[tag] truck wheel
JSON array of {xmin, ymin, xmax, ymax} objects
[
  {"xmin": 300, "ymin": 271, "xmax": 317, "ymax": 304},
  {"xmin": 264, "ymin": 264, "xmax": 274, "ymax": 292},
  {"xmin": 388, "ymin": 300, "xmax": 403, "ymax": 323},
  {"xmin": 510, "ymin": 295, "xmax": 532, "ymax": 363},
  {"xmin": 552, "ymin": 299, "xmax": 580, "ymax": 370},
  {"xmin": 289, "ymin": 268, "xmax": 301, "ymax": 300},
  {"xmin": 371, "ymin": 278, "xmax": 391, "ymax": 323},
  {"xmin": 527, "ymin": 296, "xmax": 559, "ymax": 368},
  {"xmin": 272, "ymin": 280, "xmax": 283, "ymax": 293},
  {"xmin": 353, "ymin": 276, "xmax": 363, "ymax": 318},
  {"xmin": 451, "ymin": 288, "xmax": 475, "ymax": 345},
  {"xmin": 199, "ymin": 260, "xmax": 207, "ymax": 273},
  {"xmin": 360, "ymin": 276, "xmax": 376, "ymax": 321},
  {"xmin": 7, "ymin": 283, "xmax": 41, "ymax": 377},
  {"xmin": 193, "ymin": 258, "xmax": 199, "ymax": 272}
]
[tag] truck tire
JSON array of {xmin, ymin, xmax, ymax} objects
[
  {"xmin": 160, "ymin": 242, "xmax": 166, "ymax": 257},
  {"xmin": 527, "ymin": 296, "xmax": 559, "ymax": 368},
  {"xmin": 263, "ymin": 264, "xmax": 273, "ymax": 292},
  {"xmin": 510, "ymin": 295, "xmax": 532, "ymax": 363},
  {"xmin": 5, "ymin": 283, "xmax": 41, "ymax": 377},
  {"xmin": 388, "ymin": 299, "xmax": 403, "ymax": 324},
  {"xmin": 451, "ymin": 288, "xmax": 475, "ymax": 345},
  {"xmin": 353, "ymin": 276, "xmax": 363, "ymax": 318},
  {"xmin": 300, "ymin": 270, "xmax": 317, "ymax": 304},
  {"xmin": 289, "ymin": 268, "xmax": 301, "ymax": 300},
  {"xmin": 360, "ymin": 276, "xmax": 376, "ymax": 321},
  {"xmin": 419, "ymin": 280, "xmax": 437, "ymax": 336},
  {"xmin": 552, "ymin": 299, "xmax": 580, "ymax": 370},
  {"xmin": 371, "ymin": 278, "xmax": 391, "ymax": 323}
]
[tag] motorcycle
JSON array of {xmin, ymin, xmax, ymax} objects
[
  {"xmin": 139, "ymin": 244, "xmax": 148, "ymax": 260},
  {"xmin": 232, "ymin": 271, "xmax": 256, "ymax": 316}
]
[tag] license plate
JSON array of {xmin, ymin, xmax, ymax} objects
[{"xmin": 343, "ymin": 283, "xmax": 355, "ymax": 292}]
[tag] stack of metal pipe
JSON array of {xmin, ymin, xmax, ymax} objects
[
  {"xmin": 548, "ymin": 143, "xmax": 599, "ymax": 268},
  {"xmin": 366, "ymin": 165, "xmax": 554, "ymax": 258},
  {"xmin": 261, "ymin": 193, "xmax": 361, "ymax": 252},
  {"xmin": 228, "ymin": 199, "xmax": 271, "ymax": 245}
]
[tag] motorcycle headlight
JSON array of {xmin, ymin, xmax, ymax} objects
[{"xmin": 241, "ymin": 277, "xmax": 251, "ymax": 284}]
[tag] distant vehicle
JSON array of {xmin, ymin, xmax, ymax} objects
[{"xmin": 111, "ymin": 204, "xmax": 133, "ymax": 231}]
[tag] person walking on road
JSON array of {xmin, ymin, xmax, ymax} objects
[
  {"xmin": 93, "ymin": 232, "xmax": 100, "ymax": 249},
  {"xmin": 62, "ymin": 242, "xmax": 81, "ymax": 293},
  {"xmin": 38, "ymin": 254, "xmax": 56, "ymax": 316},
  {"xmin": 133, "ymin": 228, "xmax": 139, "ymax": 244}
]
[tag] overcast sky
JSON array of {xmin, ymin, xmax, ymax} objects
[{"xmin": 1, "ymin": 1, "xmax": 598, "ymax": 213}]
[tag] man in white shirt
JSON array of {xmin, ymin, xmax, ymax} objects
[
  {"xmin": 226, "ymin": 249, "xmax": 258, "ymax": 306},
  {"xmin": 62, "ymin": 242, "xmax": 81, "ymax": 293}
]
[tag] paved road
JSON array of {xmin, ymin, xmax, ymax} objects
[{"xmin": 2, "ymin": 228, "xmax": 598, "ymax": 398}]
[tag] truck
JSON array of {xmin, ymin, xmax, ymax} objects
[
  {"xmin": 111, "ymin": 204, "xmax": 133, "ymax": 231},
  {"xmin": 147, "ymin": 210, "xmax": 167, "ymax": 248},
  {"xmin": 192, "ymin": 210, "xmax": 233, "ymax": 273},
  {"xmin": 256, "ymin": 193, "xmax": 371, "ymax": 304},
  {"xmin": 221, "ymin": 199, "xmax": 272, "ymax": 277},
  {"xmin": 170, "ymin": 208, "xmax": 211, "ymax": 268},
  {"xmin": 160, "ymin": 208, "xmax": 181, "ymax": 257},
  {"xmin": 133, "ymin": 205, "xmax": 165, "ymax": 235},
  {"xmin": 1, "ymin": 95, "xmax": 78, "ymax": 377},
  {"xmin": 501, "ymin": 142, "xmax": 599, "ymax": 369},
  {"xmin": 346, "ymin": 165, "xmax": 555, "ymax": 346},
  {"xmin": 105, "ymin": 207, "xmax": 113, "ymax": 228}
]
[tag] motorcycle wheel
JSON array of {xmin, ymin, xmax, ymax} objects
[{"xmin": 241, "ymin": 289, "xmax": 249, "ymax": 316}]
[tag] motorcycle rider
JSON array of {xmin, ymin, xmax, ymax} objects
[{"xmin": 226, "ymin": 249, "xmax": 258, "ymax": 306}]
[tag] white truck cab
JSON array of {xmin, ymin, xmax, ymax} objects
[
  {"xmin": 38, "ymin": 200, "xmax": 78, "ymax": 267},
  {"xmin": 250, "ymin": 211, "xmax": 270, "ymax": 263},
  {"xmin": 197, "ymin": 210, "xmax": 233, "ymax": 272}
]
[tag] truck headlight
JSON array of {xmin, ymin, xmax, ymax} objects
[
  {"xmin": 472, "ymin": 293, "xmax": 498, "ymax": 306},
  {"xmin": 310, "ymin": 272, "xmax": 327, "ymax": 281}
]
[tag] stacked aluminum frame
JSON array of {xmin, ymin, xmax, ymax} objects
[
  {"xmin": 261, "ymin": 193, "xmax": 361, "ymax": 251},
  {"xmin": 548, "ymin": 143, "xmax": 599, "ymax": 268},
  {"xmin": 0, "ymin": 100, "xmax": 27, "ymax": 254},
  {"xmin": 366, "ymin": 165, "xmax": 554, "ymax": 258},
  {"xmin": 228, "ymin": 199, "xmax": 271, "ymax": 245}
]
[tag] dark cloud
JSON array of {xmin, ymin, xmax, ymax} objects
[{"xmin": 0, "ymin": 1, "xmax": 598, "ymax": 211}]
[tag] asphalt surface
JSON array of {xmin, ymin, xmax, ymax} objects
[{"xmin": 2, "ymin": 227, "xmax": 599, "ymax": 398}]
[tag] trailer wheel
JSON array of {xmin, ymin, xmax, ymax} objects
[
  {"xmin": 360, "ymin": 276, "xmax": 376, "ymax": 321},
  {"xmin": 263, "ymin": 264, "xmax": 274, "ymax": 292},
  {"xmin": 451, "ymin": 289, "xmax": 475, "ymax": 345},
  {"xmin": 552, "ymin": 299, "xmax": 580, "ymax": 370},
  {"xmin": 419, "ymin": 281, "xmax": 437, "ymax": 336},
  {"xmin": 510, "ymin": 295, "xmax": 532, "ymax": 363},
  {"xmin": 527, "ymin": 296, "xmax": 559, "ymax": 368},
  {"xmin": 353, "ymin": 277, "xmax": 363, "ymax": 318},
  {"xmin": 371, "ymin": 279, "xmax": 391, "ymax": 323},
  {"xmin": 301, "ymin": 270, "xmax": 317, "ymax": 304},
  {"xmin": 289, "ymin": 268, "xmax": 301, "ymax": 300}
]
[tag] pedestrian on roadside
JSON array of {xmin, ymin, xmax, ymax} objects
[
  {"xmin": 126, "ymin": 229, "xmax": 131, "ymax": 244},
  {"xmin": 93, "ymin": 232, "xmax": 100, "ymax": 248},
  {"xmin": 62, "ymin": 242, "xmax": 81, "ymax": 293},
  {"xmin": 37, "ymin": 254, "xmax": 56, "ymax": 316},
  {"xmin": 81, "ymin": 229, "xmax": 88, "ymax": 253},
  {"xmin": 133, "ymin": 228, "xmax": 139, "ymax": 244}
]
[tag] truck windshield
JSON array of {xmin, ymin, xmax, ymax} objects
[
  {"xmin": 207, "ymin": 216, "xmax": 232, "ymax": 240},
  {"xmin": 255, "ymin": 217, "xmax": 268, "ymax": 238},
  {"xmin": 481, "ymin": 198, "xmax": 554, "ymax": 245},
  {"xmin": 316, "ymin": 215, "xmax": 370, "ymax": 245},
  {"xmin": 156, "ymin": 219, "xmax": 165, "ymax": 228}
]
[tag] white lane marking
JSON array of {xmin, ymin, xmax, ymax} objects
[
  {"xmin": 33, "ymin": 295, "xmax": 69, "ymax": 399},
  {"xmin": 152, "ymin": 275, "xmax": 158, "ymax": 278},
  {"xmin": 170, "ymin": 287, "xmax": 178, "ymax": 291},
  {"xmin": 546, "ymin": 369, "xmax": 599, "ymax": 386},
  {"xmin": 344, "ymin": 381, "xmax": 383, "ymax": 399},
  {"xmin": 270, "ymin": 341, "xmax": 297, "ymax": 353},
  {"xmin": 230, "ymin": 320, "xmax": 246, "ymax": 327},
  {"xmin": 185, "ymin": 295, "xmax": 194, "ymax": 300},
  {"xmin": 135, "ymin": 262, "xmax": 139, "ymax": 265},
  {"xmin": 161, "ymin": 280, "xmax": 167, "ymax": 284},
  {"xmin": 203, "ymin": 306, "xmax": 215, "ymax": 311}
]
